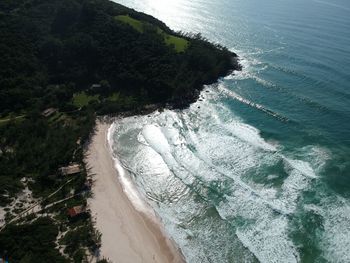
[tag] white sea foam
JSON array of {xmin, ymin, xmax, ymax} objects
[
  {"xmin": 224, "ymin": 122, "xmax": 277, "ymax": 152},
  {"xmin": 141, "ymin": 124, "xmax": 197, "ymax": 185},
  {"xmin": 235, "ymin": 216, "xmax": 299, "ymax": 263},
  {"xmin": 110, "ymin": 88, "xmax": 328, "ymax": 263},
  {"xmin": 217, "ymin": 83, "xmax": 289, "ymax": 122},
  {"xmin": 283, "ymin": 158, "xmax": 317, "ymax": 179},
  {"xmin": 154, "ymin": 196, "xmax": 218, "ymax": 263},
  {"xmin": 301, "ymin": 145, "xmax": 330, "ymax": 173},
  {"xmin": 307, "ymin": 197, "xmax": 350, "ymax": 263},
  {"xmin": 107, "ymin": 123, "xmax": 156, "ymax": 218},
  {"xmin": 142, "ymin": 124, "xmax": 172, "ymax": 154},
  {"xmin": 215, "ymin": 154, "xmax": 317, "ymax": 262},
  {"xmin": 205, "ymin": 123, "xmax": 320, "ymax": 262},
  {"xmin": 216, "ymin": 182, "xmax": 300, "ymax": 262}
]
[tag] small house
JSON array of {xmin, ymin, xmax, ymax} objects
[
  {"xmin": 41, "ymin": 108, "xmax": 57, "ymax": 117},
  {"xmin": 59, "ymin": 163, "xmax": 81, "ymax": 176},
  {"xmin": 67, "ymin": 205, "xmax": 86, "ymax": 218}
]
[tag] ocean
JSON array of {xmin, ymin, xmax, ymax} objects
[{"xmin": 109, "ymin": 0, "xmax": 350, "ymax": 262}]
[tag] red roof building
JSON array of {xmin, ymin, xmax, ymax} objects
[{"xmin": 67, "ymin": 205, "xmax": 86, "ymax": 217}]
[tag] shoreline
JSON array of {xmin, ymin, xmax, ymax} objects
[{"xmin": 86, "ymin": 120, "xmax": 185, "ymax": 263}]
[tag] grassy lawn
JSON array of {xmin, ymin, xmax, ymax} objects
[
  {"xmin": 116, "ymin": 15, "xmax": 188, "ymax": 52},
  {"xmin": 115, "ymin": 15, "xmax": 144, "ymax": 33},
  {"xmin": 163, "ymin": 32, "xmax": 188, "ymax": 53},
  {"xmin": 72, "ymin": 92, "xmax": 99, "ymax": 108}
]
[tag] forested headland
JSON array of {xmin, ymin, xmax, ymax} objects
[{"xmin": 0, "ymin": 0, "xmax": 240, "ymax": 261}]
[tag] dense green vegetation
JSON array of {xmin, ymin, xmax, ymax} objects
[
  {"xmin": 0, "ymin": 0, "xmax": 238, "ymax": 115},
  {"xmin": 73, "ymin": 92, "xmax": 99, "ymax": 108},
  {"xmin": 116, "ymin": 15, "xmax": 189, "ymax": 52},
  {"xmin": 0, "ymin": 217, "xmax": 67, "ymax": 262},
  {"xmin": 0, "ymin": 110, "xmax": 96, "ymax": 261},
  {"xmin": 162, "ymin": 32, "xmax": 189, "ymax": 53},
  {"xmin": 115, "ymin": 15, "xmax": 144, "ymax": 33},
  {"xmin": 0, "ymin": 0, "xmax": 239, "ymax": 261}
]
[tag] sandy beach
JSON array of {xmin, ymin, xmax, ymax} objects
[{"xmin": 86, "ymin": 121, "xmax": 185, "ymax": 263}]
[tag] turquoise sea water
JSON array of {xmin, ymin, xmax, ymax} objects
[{"xmin": 110, "ymin": 0, "xmax": 350, "ymax": 262}]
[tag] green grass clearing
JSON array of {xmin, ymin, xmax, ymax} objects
[
  {"xmin": 162, "ymin": 32, "xmax": 188, "ymax": 53},
  {"xmin": 116, "ymin": 15, "xmax": 188, "ymax": 52},
  {"xmin": 72, "ymin": 92, "xmax": 99, "ymax": 107},
  {"xmin": 115, "ymin": 15, "xmax": 144, "ymax": 33}
]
